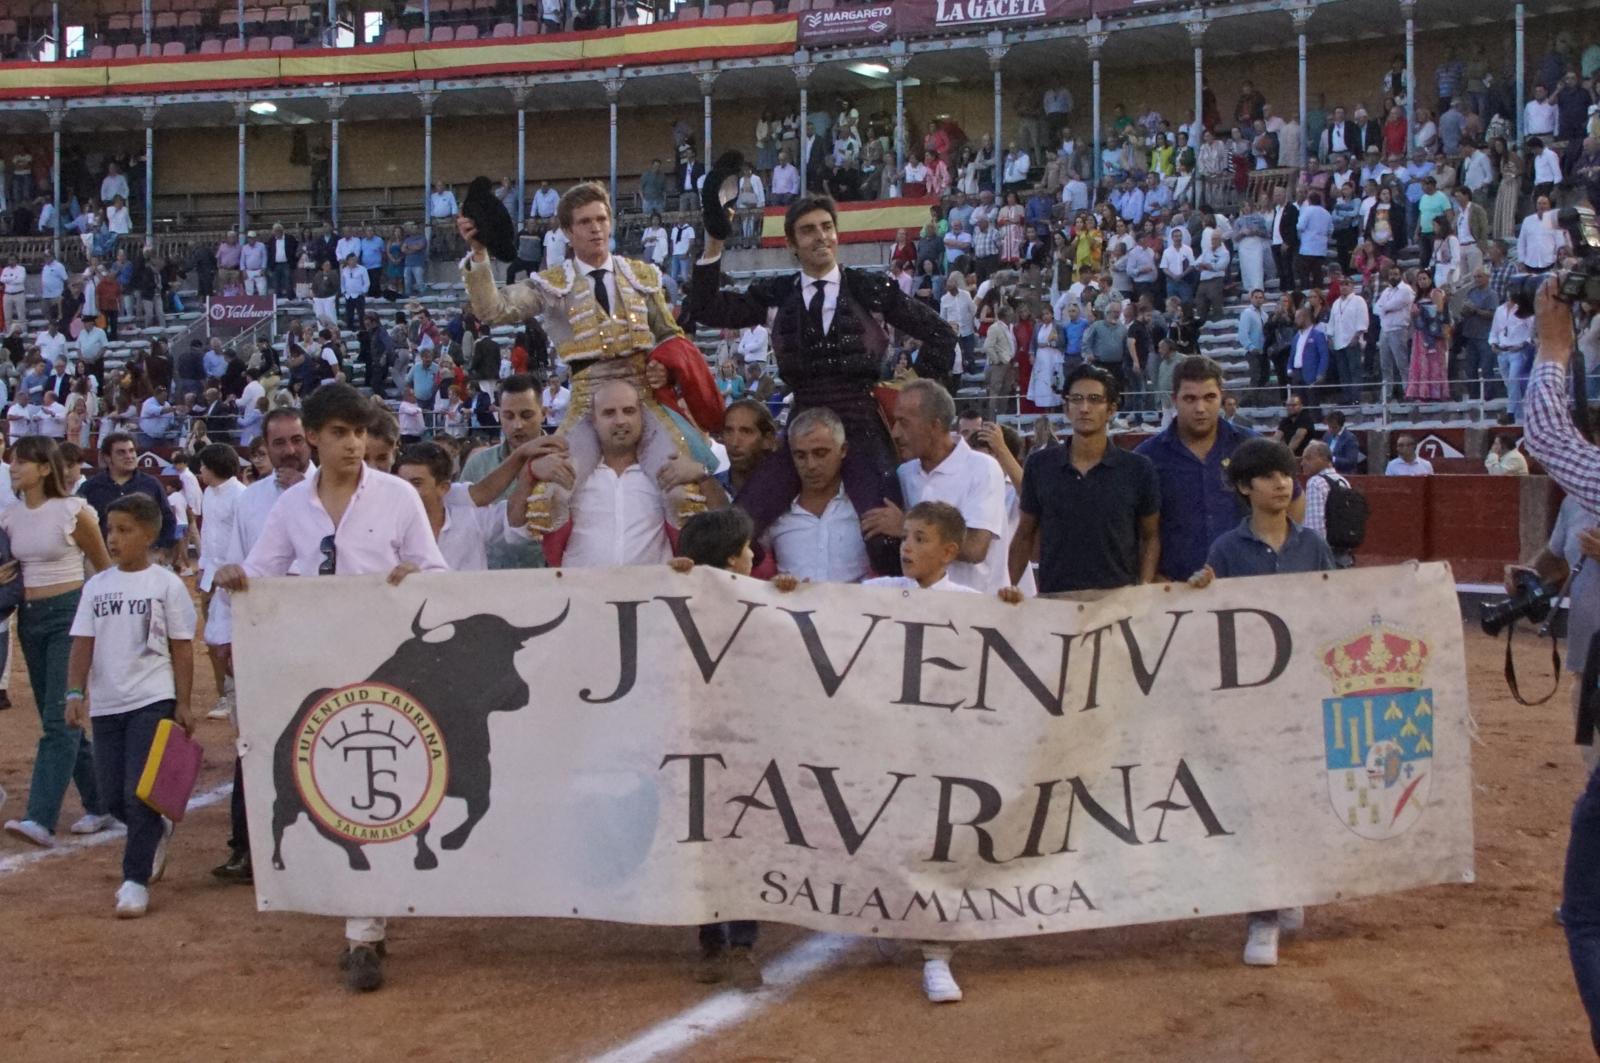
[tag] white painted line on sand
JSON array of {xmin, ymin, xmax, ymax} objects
[
  {"xmin": 0, "ymin": 782, "xmax": 234, "ymax": 877},
  {"xmin": 587, "ymin": 932, "xmax": 858, "ymax": 1063}
]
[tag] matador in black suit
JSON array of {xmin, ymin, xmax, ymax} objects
[{"xmin": 689, "ymin": 194, "xmax": 957, "ymax": 575}]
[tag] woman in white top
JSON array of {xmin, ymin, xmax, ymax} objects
[
  {"xmin": 105, "ymin": 195, "xmax": 131, "ymax": 235},
  {"xmin": 0, "ymin": 436, "xmax": 113, "ymax": 848},
  {"xmin": 1430, "ymin": 216, "xmax": 1461, "ymax": 292}
]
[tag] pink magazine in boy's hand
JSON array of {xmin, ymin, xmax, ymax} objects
[{"xmin": 135, "ymin": 719, "xmax": 204, "ymax": 823}]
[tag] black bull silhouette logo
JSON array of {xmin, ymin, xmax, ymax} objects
[{"xmin": 270, "ymin": 602, "xmax": 570, "ymax": 871}]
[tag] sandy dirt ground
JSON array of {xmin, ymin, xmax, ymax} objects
[{"xmin": 0, "ymin": 618, "xmax": 1590, "ymax": 1062}]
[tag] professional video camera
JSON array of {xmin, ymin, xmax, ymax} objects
[
  {"xmin": 1481, "ymin": 568, "xmax": 1562, "ymax": 637},
  {"xmin": 1509, "ymin": 205, "xmax": 1600, "ymax": 316}
]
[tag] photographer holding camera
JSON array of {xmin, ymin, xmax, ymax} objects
[{"xmin": 1522, "ymin": 263, "xmax": 1600, "ymax": 1058}]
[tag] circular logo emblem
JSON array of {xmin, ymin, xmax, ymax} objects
[
  {"xmin": 207, "ymin": 301, "xmax": 226, "ymax": 321},
  {"xmin": 292, "ymin": 683, "xmax": 449, "ymax": 846}
]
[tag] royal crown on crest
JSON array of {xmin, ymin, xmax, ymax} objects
[{"xmin": 1321, "ymin": 618, "xmax": 1430, "ymax": 697}]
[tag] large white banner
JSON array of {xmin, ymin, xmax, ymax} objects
[{"xmin": 234, "ymin": 563, "xmax": 1474, "ymax": 940}]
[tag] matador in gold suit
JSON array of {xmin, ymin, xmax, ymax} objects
[{"xmin": 461, "ymin": 224, "xmax": 723, "ymax": 532}]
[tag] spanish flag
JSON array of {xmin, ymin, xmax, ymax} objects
[{"xmin": 761, "ymin": 197, "xmax": 940, "ymax": 248}]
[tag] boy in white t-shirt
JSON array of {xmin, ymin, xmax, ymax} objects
[
  {"xmin": 863, "ymin": 501, "xmax": 1021, "ymax": 1004},
  {"xmin": 65, "ymin": 493, "xmax": 196, "ymax": 919}
]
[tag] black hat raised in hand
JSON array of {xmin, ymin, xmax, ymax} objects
[
  {"xmin": 700, "ymin": 151, "xmax": 746, "ymax": 242},
  {"xmin": 462, "ymin": 176, "xmax": 517, "ymax": 262}
]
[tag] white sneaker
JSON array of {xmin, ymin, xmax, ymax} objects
[
  {"xmin": 150, "ymin": 818, "xmax": 174, "ymax": 884},
  {"xmin": 922, "ymin": 958, "xmax": 963, "ymax": 1003},
  {"xmin": 1279, "ymin": 906, "xmax": 1305, "ymax": 933},
  {"xmin": 69, "ymin": 813, "xmax": 115, "ymax": 835},
  {"xmin": 207, "ymin": 691, "xmax": 235, "ymax": 721},
  {"xmin": 4, "ymin": 818, "xmax": 55, "ymax": 848},
  {"xmin": 1243, "ymin": 916, "xmax": 1281, "ymax": 967},
  {"xmin": 115, "ymin": 880, "xmax": 149, "ymax": 919}
]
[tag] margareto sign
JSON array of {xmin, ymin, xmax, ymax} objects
[{"xmin": 236, "ymin": 564, "xmax": 1472, "ymax": 939}]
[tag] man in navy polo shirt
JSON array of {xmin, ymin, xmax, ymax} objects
[
  {"xmin": 1135, "ymin": 356, "xmax": 1301, "ymax": 582},
  {"xmin": 1009, "ymin": 363, "xmax": 1160, "ymax": 594}
]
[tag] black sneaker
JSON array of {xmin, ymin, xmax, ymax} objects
[
  {"xmin": 211, "ymin": 850, "xmax": 253, "ymax": 884},
  {"xmin": 727, "ymin": 946, "xmax": 764, "ymax": 990},
  {"xmin": 694, "ymin": 944, "xmax": 726, "ymax": 985},
  {"xmin": 341, "ymin": 944, "xmax": 385, "ymax": 992},
  {"xmin": 0, "ymin": 690, "xmax": 12, "ymax": 711}
]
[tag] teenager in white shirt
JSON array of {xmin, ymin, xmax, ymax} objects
[
  {"xmin": 395, "ymin": 441, "xmax": 522, "ymax": 572},
  {"xmin": 214, "ymin": 384, "xmax": 448, "ymax": 994}
]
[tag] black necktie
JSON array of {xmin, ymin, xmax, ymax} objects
[
  {"xmin": 590, "ymin": 268, "xmax": 610, "ymax": 316},
  {"xmin": 808, "ymin": 279, "xmax": 827, "ymax": 334}
]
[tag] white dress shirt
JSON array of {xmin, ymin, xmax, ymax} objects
[
  {"xmin": 198, "ymin": 477, "xmax": 247, "ymax": 590},
  {"xmin": 1490, "ymin": 304, "xmax": 1534, "ymax": 350},
  {"xmin": 580, "ymin": 255, "xmax": 621, "ymax": 316},
  {"xmin": 1534, "ymin": 147, "xmax": 1563, "ymax": 187},
  {"xmin": 1330, "ymin": 293, "xmax": 1369, "ymax": 350},
  {"xmin": 863, "ymin": 574, "xmax": 981, "ymax": 595},
  {"xmin": 532, "ymin": 187, "xmax": 560, "ymax": 218},
  {"xmin": 738, "ymin": 325, "xmax": 770, "ymax": 364},
  {"xmin": 671, "ymin": 224, "xmax": 696, "ymax": 258},
  {"xmin": 34, "ymin": 400, "xmax": 66, "ymax": 439},
  {"xmin": 232, "ymin": 465, "xmax": 315, "ymax": 575},
  {"xmin": 436, "ymin": 484, "xmax": 509, "ymax": 573},
  {"xmin": 897, "ymin": 438, "xmax": 1008, "ymax": 592},
  {"xmin": 428, "ymin": 189, "xmax": 458, "ymax": 218},
  {"xmin": 1524, "ymin": 98, "xmax": 1558, "ymax": 136},
  {"xmin": 1385, "ymin": 457, "xmax": 1435, "ymax": 477},
  {"xmin": 766, "ymin": 486, "xmax": 871, "ymax": 584},
  {"xmin": 800, "ymin": 267, "xmax": 841, "ymax": 334},
  {"xmin": 562, "ymin": 463, "xmax": 671, "ymax": 568},
  {"xmin": 243, "ymin": 465, "xmax": 446, "ymax": 579},
  {"xmin": 1518, "ymin": 211, "xmax": 1558, "ymax": 270},
  {"xmin": 100, "ymin": 173, "xmax": 129, "ymax": 203},
  {"xmin": 771, "ymin": 163, "xmax": 800, "ymax": 197},
  {"xmin": 0, "ymin": 264, "xmax": 24, "ymax": 294}
]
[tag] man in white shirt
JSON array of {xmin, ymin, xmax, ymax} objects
[
  {"xmin": 215, "ymin": 385, "xmax": 447, "ymax": 993},
  {"xmin": 1002, "ymin": 145, "xmax": 1031, "ymax": 190},
  {"xmin": 531, "ymin": 181, "xmax": 559, "ymax": 219},
  {"xmin": 669, "ymin": 220, "xmax": 696, "ymax": 285},
  {"xmin": 542, "ymin": 375, "xmax": 570, "ymax": 432},
  {"xmin": 333, "ymin": 228, "xmax": 362, "ymax": 266},
  {"xmin": 34, "ymin": 319, "xmax": 67, "ymax": 363},
  {"xmin": 137, "ymin": 386, "xmax": 176, "ymax": 447},
  {"xmin": 737, "ymin": 323, "xmax": 769, "ymax": 382},
  {"xmin": 1530, "ymin": 137, "xmax": 1563, "ymax": 197},
  {"xmin": 529, "ymin": 378, "xmax": 672, "ymax": 568},
  {"xmin": 1385, "ymin": 434, "xmax": 1434, "ymax": 476},
  {"xmin": 1328, "ymin": 283, "xmax": 1370, "ymax": 404},
  {"xmin": 543, "ymin": 223, "xmax": 569, "ymax": 269},
  {"xmin": 765, "ymin": 407, "xmax": 871, "ymax": 584},
  {"xmin": 1461, "ymin": 142, "xmax": 1495, "ymax": 201},
  {"xmin": 1524, "ymin": 84, "xmax": 1558, "ymax": 138},
  {"xmin": 1519, "ymin": 195, "xmax": 1560, "ymax": 272},
  {"xmin": 1490, "ymin": 291, "xmax": 1535, "ymax": 421},
  {"xmin": 942, "ymin": 219, "xmax": 973, "ymax": 271},
  {"xmin": 395, "ymin": 440, "xmax": 522, "ymax": 573},
  {"xmin": 0, "ymin": 256, "xmax": 26, "ymax": 329},
  {"xmin": 427, "ymin": 181, "xmax": 458, "ymax": 220},
  {"xmin": 34, "ymin": 391, "xmax": 66, "ymax": 439},
  {"xmin": 1193, "ymin": 231, "xmax": 1231, "ymax": 324},
  {"xmin": 6, "ymin": 398, "xmax": 35, "ymax": 440},
  {"xmin": 1374, "ymin": 266, "xmax": 1415, "ymax": 401},
  {"xmin": 99, "ymin": 162, "xmax": 129, "ymax": 205},
  {"xmin": 1159, "ymin": 229, "xmax": 1197, "ymax": 303},
  {"xmin": 1061, "ymin": 171, "xmax": 1089, "ymax": 213},
  {"xmin": 38, "ymin": 251, "xmax": 68, "ymax": 320},
  {"xmin": 770, "ymin": 152, "xmax": 800, "ymax": 205},
  {"xmin": 863, "ymin": 380, "xmax": 1007, "ymax": 591}
]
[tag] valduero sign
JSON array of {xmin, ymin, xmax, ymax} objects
[
  {"xmin": 235, "ymin": 564, "xmax": 1474, "ymax": 939},
  {"xmin": 797, "ymin": 3, "xmax": 896, "ymax": 46},
  {"xmin": 206, "ymin": 294, "xmax": 275, "ymax": 338}
]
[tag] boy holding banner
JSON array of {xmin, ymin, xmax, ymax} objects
[
  {"xmin": 65, "ymin": 494, "xmax": 197, "ymax": 919},
  {"xmin": 864, "ymin": 501, "xmax": 1023, "ymax": 1003},
  {"xmin": 1189, "ymin": 437, "xmax": 1333, "ymax": 966}
]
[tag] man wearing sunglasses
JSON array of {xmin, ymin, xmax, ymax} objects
[
  {"xmin": 1007, "ymin": 363, "xmax": 1161, "ymax": 595},
  {"xmin": 213, "ymin": 382, "xmax": 447, "ymax": 994}
]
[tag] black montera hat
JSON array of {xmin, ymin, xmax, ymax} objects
[{"xmin": 463, "ymin": 176, "xmax": 517, "ymax": 262}]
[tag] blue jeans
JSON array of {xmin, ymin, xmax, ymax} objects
[
  {"xmin": 1461, "ymin": 336, "xmax": 1495, "ymax": 400},
  {"xmin": 1499, "ymin": 345, "xmax": 1532, "ymax": 421},
  {"xmin": 404, "ymin": 265, "xmax": 425, "ymax": 297},
  {"xmin": 20, "ymin": 590, "xmax": 103, "ymax": 831},
  {"xmin": 1565, "ymin": 761, "xmax": 1600, "ymax": 1055},
  {"xmin": 92, "ymin": 700, "xmax": 174, "ymax": 885},
  {"xmin": 671, "ymin": 255, "xmax": 691, "ymax": 285}
]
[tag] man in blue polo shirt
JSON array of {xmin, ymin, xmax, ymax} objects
[{"xmin": 1135, "ymin": 356, "xmax": 1301, "ymax": 582}]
